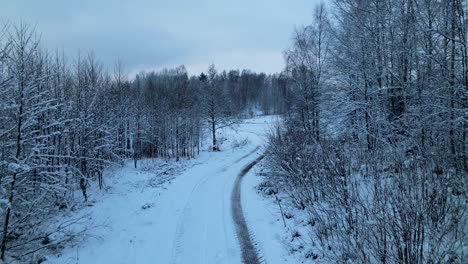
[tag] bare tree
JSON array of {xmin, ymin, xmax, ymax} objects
[{"xmin": 200, "ymin": 64, "xmax": 236, "ymax": 151}]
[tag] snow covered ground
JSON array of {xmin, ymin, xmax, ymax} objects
[
  {"xmin": 45, "ymin": 115, "xmax": 293, "ymax": 264},
  {"xmin": 242, "ymin": 167, "xmax": 297, "ymax": 264}
]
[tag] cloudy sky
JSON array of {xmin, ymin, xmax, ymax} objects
[{"xmin": 1, "ymin": 0, "xmax": 322, "ymax": 76}]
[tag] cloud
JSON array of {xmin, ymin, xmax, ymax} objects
[{"xmin": 1, "ymin": 0, "xmax": 320, "ymax": 76}]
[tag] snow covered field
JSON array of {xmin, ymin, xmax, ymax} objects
[{"xmin": 45, "ymin": 115, "xmax": 292, "ymax": 264}]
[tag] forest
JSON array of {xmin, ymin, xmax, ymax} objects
[
  {"xmin": 0, "ymin": 0, "xmax": 467, "ymax": 263},
  {"xmin": 0, "ymin": 22, "xmax": 287, "ymax": 261},
  {"xmin": 264, "ymin": 0, "xmax": 467, "ymax": 263}
]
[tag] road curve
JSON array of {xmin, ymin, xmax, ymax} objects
[{"xmin": 231, "ymin": 154, "xmax": 265, "ymax": 264}]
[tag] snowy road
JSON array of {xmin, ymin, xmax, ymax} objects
[
  {"xmin": 166, "ymin": 144, "xmax": 261, "ymax": 264},
  {"xmin": 47, "ymin": 116, "xmax": 289, "ymax": 264}
]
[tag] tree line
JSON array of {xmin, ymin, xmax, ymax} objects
[
  {"xmin": 0, "ymin": 22, "xmax": 286, "ymax": 261},
  {"xmin": 266, "ymin": 0, "xmax": 466, "ymax": 263}
]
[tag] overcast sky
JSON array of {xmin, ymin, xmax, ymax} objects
[{"xmin": 1, "ymin": 0, "xmax": 322, "ymax": 76}]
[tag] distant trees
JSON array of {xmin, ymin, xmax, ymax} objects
[
  {"xmin": 266, "ymin": 0, "xmax": 467, "ymax": 263},
  {"xmin": 199, "ymin": 65, "xmax": 235, "ymax": 151},
  {"xmin": 194, "ymin": 64, "xmax": 289, "ymax": 151},
  {"xmin": 192, "ymin": 64, "xmax": 288, "ymax": 151}
]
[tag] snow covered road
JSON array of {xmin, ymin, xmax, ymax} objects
[{"xmin": 47, "ymin": 116, "xmax": 289, "ymax": 264}]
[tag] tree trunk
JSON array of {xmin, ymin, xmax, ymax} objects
[
  {"xmin": 212, "ymin": 116, "xmax": 218, "ymax": 151},
  {"xmin": 1, "ymin": 84, "xmax": 24, "ymax": 260}
]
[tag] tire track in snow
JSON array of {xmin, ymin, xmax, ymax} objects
[
  {"xmin": 231, "ymin": 154, "xmax": 265, "ymax": 264},
  {"xmin": 221, "ymin": 145, "xmax": 261, "ymax": 264},
  {"xmin": 220, "ymin": 145, "xmax": 261, "ymax": 172},
  {"xmin": 170, "ymin": 148, "xmax": 260, "ymax": 264},
  {"xmin": 169, "ymin": 172, "xmax": 212, "ymax": 264},
  {"xmin": 234, "ymin": 146, "xmax": 261, "ymax": 164}
]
